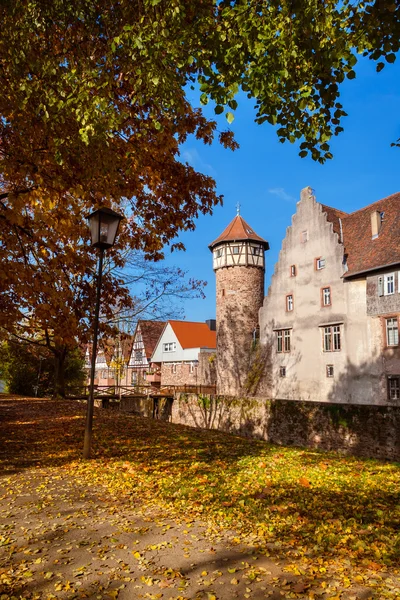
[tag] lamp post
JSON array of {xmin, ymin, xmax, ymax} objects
[{"xmin": 83, "ymin": 207, "xmax": 123, "ymax": 459}]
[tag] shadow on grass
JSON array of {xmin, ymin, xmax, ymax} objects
[{"xmin": 0, "ymin": 397, "xmax": 399, "ymax": 568}]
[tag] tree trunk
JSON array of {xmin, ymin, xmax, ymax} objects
[{"xmin": 53, "ymin": 347, "xmax": 67, "ymax": 398}]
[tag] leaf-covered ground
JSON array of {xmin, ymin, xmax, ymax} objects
[{"xmin": 0, "ymin": 397, "xmax": 399, "ymax": 600}]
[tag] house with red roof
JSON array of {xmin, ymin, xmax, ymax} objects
[
  {"xmin": 258, "ymin": 186, "xmax": 400, "ymax": 405},
  {"xmin": 151, "ymin": 320, "xmax": 217, "ymax": 388}
]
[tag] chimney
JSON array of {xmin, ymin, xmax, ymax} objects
[
  {"xmin": 371, "ymin": 211, "xmax": 381, "ymax": 239},
  {"xmin": 206, "ymin": 319, "xmax": 216, "ymax": 331}
]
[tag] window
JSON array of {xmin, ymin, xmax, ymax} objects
[
  {"xmin": 384, "ymin": 273, "xmax": 395, "ymax": 295},
  {"xmin": 279, "ymin": 366, "xmax": 286, "ymax": 377},
  {"xmin": 277, "ymin": 329, "xmax": 291, "ymax": 353},
  {"xmin": 301, "ymin": 230, "xmax": 308, "ymax": 243},
  {"xmin": 131, "ymin": 371, "xmax": 138, "ymax": 384},
  {"xmin": 386, "ymin": 317, "xmax": 399, "ymax": 346},
  {"xmin": 322, "ymin": 287, "xmax": 331, "ymax": 307},
  {"xmin": 387, "ymin": 376, "xmax": 400, "ymax": 400},
  {"xmin": 216, "ymin": 248, "xmax": 223, "ymax": 258},
  {"xmin": 135, "ymin": 349, "xmax": 142, "ymax": 362},
  {"xmin": 232, "ymin": 246, "xmax": 239, "ymax": 255},
  {"xmin": 142, "ymin": 370, "xmax": 147, "ymax": 381},
  {"xmin": 101, "ymin": 370, "xmax": 108, "ymax": 379},
  {"xmin": 171, "ymin": 363, "xmax": 177, "ymax": 374},
  {"xmin": 251, "ymin": 246, "xmax": 262, "ymax": 256},
  {"xmin": 326, "ymin": 365, "xmax": 334, "ymax": 378},
  {"xmin": 323, "ymin": 325, "xmax": 341, "ymax": 352},
  {"xmin": 290, "ymin": 265, "xmax": 296, "ymax": 277},
  {"xmin": 316, "ymin": 257, "xmax": 326, "ymax": 270},
  {"xmin": 221, "ymin": 288, "xmax": 225, "ymax": 297},
  {"xmin": 286, "ymin": 294, "xmax": 293, "ymax": 312},
  {"xmin": 163, "ymin": 342, "xmax": 176, "ymax": 352}
]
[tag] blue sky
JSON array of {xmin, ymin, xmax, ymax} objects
[{"xmin": 162, "ymin": 57, "xmax": 400, "ymax": 323}]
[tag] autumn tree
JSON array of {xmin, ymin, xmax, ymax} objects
[{"xmin": 0, "ymin": 1, "xmax": 398, "ymax": 393}]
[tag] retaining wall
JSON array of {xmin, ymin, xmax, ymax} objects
[{"xmin": 171, "ymin": 394, "xmax": 400, "ymax": 461}]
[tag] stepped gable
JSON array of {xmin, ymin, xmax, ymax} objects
[
  {"xmin": 321, "ymin": 204, "xmax": 348, "ymax": 240},
  {"xmin": 209, "ymin": 215, "xmax": 269, "ymax": 249},
  {"xmin": 139, "ymin": 320, "xmax": 166, "ymax": 357},
  {"xmin": 169, "ymin": 320, "xmax": 216, "ymax": 349},
  {"xmin": 323, "ymin": 192, "xmax": 400, "ymax": 277}
]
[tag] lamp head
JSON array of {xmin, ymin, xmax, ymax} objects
[{"xmin": 87, "ymin": 207, "xmax": 124, "ymax": 249}]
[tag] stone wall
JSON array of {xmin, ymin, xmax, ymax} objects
[
  {"xmin": 216, "ymin": 265, "xmax": 264, "ymax": 396},
  {"xmin": 366, "ymin": 270, "xmax": 400, "ymax": 316},
  {"xmin": 171, "ymin": 394, "xmax": 400, "ymax": 461},
  {"xmin": 160, "ymin": 350, "xmax": 216, "ymax": 387}
]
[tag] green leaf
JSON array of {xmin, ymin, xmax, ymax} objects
[{"xmin": 226, "ymin": 111, "xmax": 234, "ymax": 125}]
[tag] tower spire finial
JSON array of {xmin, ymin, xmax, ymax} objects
[{"xmin": 236, "ymin": 202, "xmax": 241, "ymax": 216}]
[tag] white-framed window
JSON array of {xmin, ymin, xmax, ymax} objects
[
  {"xmin": 286, "ymin": 294, "xmax": 293, "ymax": 312},
  {"xmin": 301, "ymin": 230, "xmax": 308, "ymax": 243},
  {"xmin": 277, "ymin": 329, "xmax": 291, "ymax": 353},
  {"xmin": 322, "ymin": 287, "xmax": 331, "ymax": 307},
  {"xmin": 323, "ymin": 325, "xmax": 341, "ymax": 352},
  {"xmin": 290, "ymin": 265, "xmax": 296, "ymax": 277},
  {"xmin": 326, "ymin": 365, "xmax": 334, "ymax": 378},
  {"xmin": 131, "ymin": 371, "xmax": 138, "ymax": 384},
  {"xmin": 232, "ymin": 246, "xmax": 239, "ymax": 255},
  {"xmin": 163, "ymin": 342, "xmax": 176, "ymax": 352},
  {"xmin": 101, "ymin": 370, "xmax": 108, "ymax": 379},
  {"xmin": 279, "ymin": 366, "xmax": 286, "ymax": 377},
  {"xmin": 171, "ymin": 363, "xmax": 177, "ymax": 374},
  {"xmin": 386, "ymin": 317, "xmax": 399, "ymax": 346},
  {"xmin": 387, "ymin": 376, "xmax": 400, "ymax": 400},
  {"xmin": 384, "ymin": 273, "xmax": 395, "ymax": 295},
  {"xmin": 316, "ymin": 257, "xmax": 326, "ymax": 270}
]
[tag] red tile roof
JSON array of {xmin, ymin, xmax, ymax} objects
[
  {"xmin": 169, "ymin": 320, "xmax": 216, "ymax": 349},
  {"xmin": 209, "ymin": 215, "xmax": 269, "ymax": 250},
  {"xmin": 138, "ymin": 320, "xmax": 166, "ymax": 358},
  {"xmin": 322, "ymin": 192, "xmax": 400, "ymax": 277}
]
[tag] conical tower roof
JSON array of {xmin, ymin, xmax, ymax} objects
[{"xmin": 209, "ymin": 215, "xmax": 269, "ymax": 251}]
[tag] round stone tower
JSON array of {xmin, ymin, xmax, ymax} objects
[{"xmin": 209, "ymin": 210, "xmax": 269, "ymax": 396}]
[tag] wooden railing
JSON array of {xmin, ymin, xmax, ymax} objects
[{"xmin": 67, "ymin": 383, "xmax": 216, "ymax": 400}]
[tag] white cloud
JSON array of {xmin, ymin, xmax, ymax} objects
[
  {"xmin": 181, "ymin": 148, "xmax": 216, "ymax": 176},
  {"xmin": 268, "ymin": 187, "xmax": 296, "ymax": 202}
]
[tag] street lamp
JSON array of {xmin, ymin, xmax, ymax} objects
[{"xmin": 83, "ymin": 207, "xmax": 123, "ymax": 459}]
